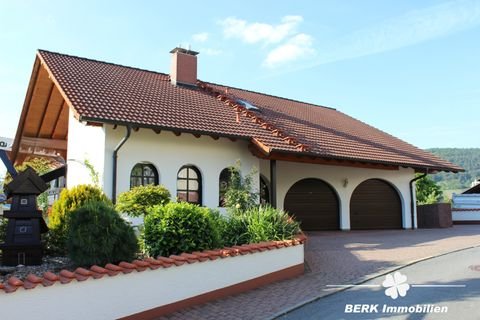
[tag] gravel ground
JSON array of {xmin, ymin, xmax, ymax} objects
[{"xmin": 0, "ymin": 256, "xmax": 74, "ymax": 282}]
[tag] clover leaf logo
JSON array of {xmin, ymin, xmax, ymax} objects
[{"xmin": 382, "ymin": 271, "xmax": 410, "ymax": 299}]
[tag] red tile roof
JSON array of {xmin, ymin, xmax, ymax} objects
[
  {"xmin": 36, "ymin": 50, "xmax": 461, "ymax": 172},
  {"xmin": 0, "ymin": 236, "xmax": 306, "ymax": 294}
]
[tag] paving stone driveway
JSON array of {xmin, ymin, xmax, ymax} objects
[{"xmin": 159, "ymin": 225, "xmax": 480, "ymax": 320}]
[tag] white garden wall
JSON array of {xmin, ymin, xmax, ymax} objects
[
  {"xmin": 260, "ymin": 160, "xmax": 416, "ymax": 229},
  {"xmin": 0, "ymin": 243, "xmax": 304, "ymax": 320}
]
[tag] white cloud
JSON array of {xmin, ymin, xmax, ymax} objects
[
  {"xmin": 263, "ymin": 33, "xmax": 315, "ymax": 68},
  {"xmin": 219, "ymin": 15, "xmax": 303, "ymax": 44},
  {"xmin": 316, "ymin": 0, "xmax": 480, "ymax": 65},
  {"xmin": 192, "ymin": 32, "xmax": 209, "ymax": 43},
  {"xmin": 202, "ymin": 48, "xmax": 223, "ymax": 56}
]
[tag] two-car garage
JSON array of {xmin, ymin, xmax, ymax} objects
[{"xmin": 283, "ymin": 178, "xmax": 403, "ymax": 231}]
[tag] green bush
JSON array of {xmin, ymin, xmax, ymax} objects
[
  {"xmin": 0, "ymin": 218, "xmax": 7, "ymax": 244},
  {"xmin": 224, "ymin": 163, "xmax": 258, "ymax": 212},
  {"xmin": 67, "ymin": 201, "xmax": 138, "ymax": 266},
  {"xmin": 143, "ymin": 202, "xmax": 222, "ymax": 257},
  {"xmin": 116, "ymin": 184, "xmax": 171, "ymax": 217},
  {"xmin": 48, "ymin": 185, "xmax": 112, "ymax": 254},
  {"xmin": 223, "ymin": 205, "xmax": 300, "ymax": 246}
]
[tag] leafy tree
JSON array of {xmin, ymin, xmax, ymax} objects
[{"xmin": 415, "ymin": 174, "xmax": 444, "ymax": 205}]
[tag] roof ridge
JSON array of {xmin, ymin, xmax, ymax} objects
[
  {"xmin": 37, "ymin": 49, "xmax": 170, "ymax": 78},
  {"xmin": 203, "ymin": 80, "xmax": 336, "ymax": 111},
  {"xmin": 197, "ymin": 81, "xmax": 311, "ymax": 153},
  {"xmin": 37, "ymin": 49, "xmax": 332, "ymax": 111}
]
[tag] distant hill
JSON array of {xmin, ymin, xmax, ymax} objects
[{"xmin": 427, "ymin": 148, "xmax": 480, "ymax": 191}]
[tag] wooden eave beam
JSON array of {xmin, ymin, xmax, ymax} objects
[
  {"xmin": 11, "ymin": 57, "xmax": 42, "ymax": 162},
  {"xmin": 20, "ymin": 137, "xmax": 67, "ymax": 150}
]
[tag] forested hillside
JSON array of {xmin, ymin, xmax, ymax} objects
[{"xmin": 427, "ymin": 148, "xmax": 480, "ymax": 190}]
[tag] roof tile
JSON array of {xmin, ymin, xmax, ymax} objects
[{"xmin": 35, "ymin": 50, "xmax": 461, "ymax": 172}]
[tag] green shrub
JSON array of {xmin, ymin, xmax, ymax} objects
[
  {"xmin": 143, "ymin": 202, "xmax": 222, "ymax": 257},
  {"xmin": 0, "ymin": 217, "xmax": 7, "ymax": 244},
  {"xmin": 116, "ymin": 184, "xmax": 171, "ymax": 217},
  {"xmin": 48, "ymin": 185, "xmax": 112, "ymax": 254},
  {"xmin": 67, "ymin": 201, "xmax": 138, "ymax": 266},
  {"xmin": 223, "ymin": 205, "xmax": 300, "ymax": 246},
  {"xmin": 224, "ymin": 162, "xmax": 258, "ymax": 213}
]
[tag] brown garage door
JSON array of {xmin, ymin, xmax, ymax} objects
[
  {"xmin": 284, "ymin": 178, "xmax": 339, "ymax": 230},
  {"xmin": 350, "ymin": 179, "xmax": 402, "ymax": 230}
]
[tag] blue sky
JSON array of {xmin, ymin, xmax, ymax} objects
[{"xmin": 1, "ymin": 0, "xmax": 479, "ymax": 153}]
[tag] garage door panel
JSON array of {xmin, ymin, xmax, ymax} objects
[
  {"xmin": 350, "ymin": 179, "xmax": 402, "ymax": 230},
  {"xmin": 284, "ymin": 178, "xmax": 339, "ymax": 230}
]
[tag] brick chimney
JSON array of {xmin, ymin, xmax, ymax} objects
[{"xmin": 170, "ymin": 47, "xmax": 199, "ymax": 86}]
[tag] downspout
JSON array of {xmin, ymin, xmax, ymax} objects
[
  {"xmin": 409, "ymin": 169, "xmax": 428, "ymax": 229},
  {"xmin": 112, "ymin": 125, "xmax": 131, "ymax": 203}
]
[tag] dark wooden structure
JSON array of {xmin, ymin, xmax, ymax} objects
[
  {"xmin": 417, "ymin": 203, "xmax": 452, "ymax": 228},
  {"xmin": 1, "ymin": 167, "xmax": 48, "ymax": 266},
  {"xmin": 350, "ymin": 179, "xmax": 402, "ymax": 229},
  {"xmin": 284, "ymin": 178, "xmax": 340, "ymax": 230}
]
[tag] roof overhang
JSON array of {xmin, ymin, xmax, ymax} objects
[
  {"xmin": 10, "ymin": 55, "xmax": 69, "ymax": 164},
  {"xmin": 248, "ymin": 142, "xmax": 464, "ymax": 173}
]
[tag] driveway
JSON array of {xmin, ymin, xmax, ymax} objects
[
  {"xmin": 280, "ymin": 246, "xmax": 480, "ymax": 320},
  {"xmin": 159, "ymin": 226, "xmax": 480, "ymax": 320}
]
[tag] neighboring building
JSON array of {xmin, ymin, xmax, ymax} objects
[
  {"xmin": 452, "ymin": 183, "xmax": 480, "ymax": 224},
  {"xmin": 10, "ymin": 48, "xmax": 462, "ymax": 230},
  {"xmin": 470, "ymin": 179, "xmax": 480, "ymax": 188}
]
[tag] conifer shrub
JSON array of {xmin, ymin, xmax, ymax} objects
[
  {"xmin": 67, "ymin": 201, "xmax": 138, "ymax": 266},
  {"xmin": 48, "ymin": 185, "xmax": 112, "ymax": 254}
]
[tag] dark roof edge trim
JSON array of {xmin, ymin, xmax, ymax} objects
[
  {"xmin": 266, "ymin": 148, "xmax": 464, "ymax": 173},
  {"xmin": 78, "ymin": 116, "xmax": 252, "ymax": 142}
]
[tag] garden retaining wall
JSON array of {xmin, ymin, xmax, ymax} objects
[{"xmin": 0, "ymin": 238, "xmax": 305, "ymax": 319}]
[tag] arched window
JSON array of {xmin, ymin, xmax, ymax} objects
[
  {"xmin": 219, "ymin": 168, "xmax": 231, "ymax": 207},
  {"xmin": 130, "ymin": 163, "xmax": 158, "ymax": 188},
  {"xmin": 177, "ymin": 165, "xmax": 202, "ymax": 205},
  {"xmin": 218, "ymin": 167, "xmax": 241, "ymax": 207},
  {"xmin": 260, "ymin": 175, "xmax": 270, "ymax": 205}
]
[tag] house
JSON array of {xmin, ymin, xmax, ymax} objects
[{"xmin": 9, "ymin": 48, "xmax": 462, "ymax": 231}]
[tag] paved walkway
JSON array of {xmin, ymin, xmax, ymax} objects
[{"xmin": 159, "ymin": 226, "xmax": 480, "ymax": 320}]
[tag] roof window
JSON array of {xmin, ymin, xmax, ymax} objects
[{"xmin": 237, "ymin": 99, "xmax": 261, "ymax": 112}]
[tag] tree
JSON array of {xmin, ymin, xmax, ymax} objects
[{"xmin": 415, "ymin": 174, "xmax": 444, "ymax": 205}]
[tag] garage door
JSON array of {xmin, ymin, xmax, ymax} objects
[
  {"xmin": 350, "ymin": 179, "xmax": 402, "ymax": 230},
  {"xmin": 284, "ymin": 178, "xmax": 339, "ymax": 230}
]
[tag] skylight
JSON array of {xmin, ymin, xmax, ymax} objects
[{"xmin": 237, "ymin": 99, "xmax": 261, "ymax": 112}]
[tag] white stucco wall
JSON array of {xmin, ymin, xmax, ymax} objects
[
  {"xmin": 66, "ymin": 110, "xmax": 106, "ymax": 188},
  {"xmin": 260, "ymin": 160, "xmax": 416, "ymax": 230},
  {"xmin": 104, "ymin": 126, "xmax": 259, "ymax": 210},
  {"xmin": 0, "ymin": 244, "xmax": 304, "ymax": 320},
  {"xmin": 67, "ymin": 119, "xmax": 417, "ymax": 230}
]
